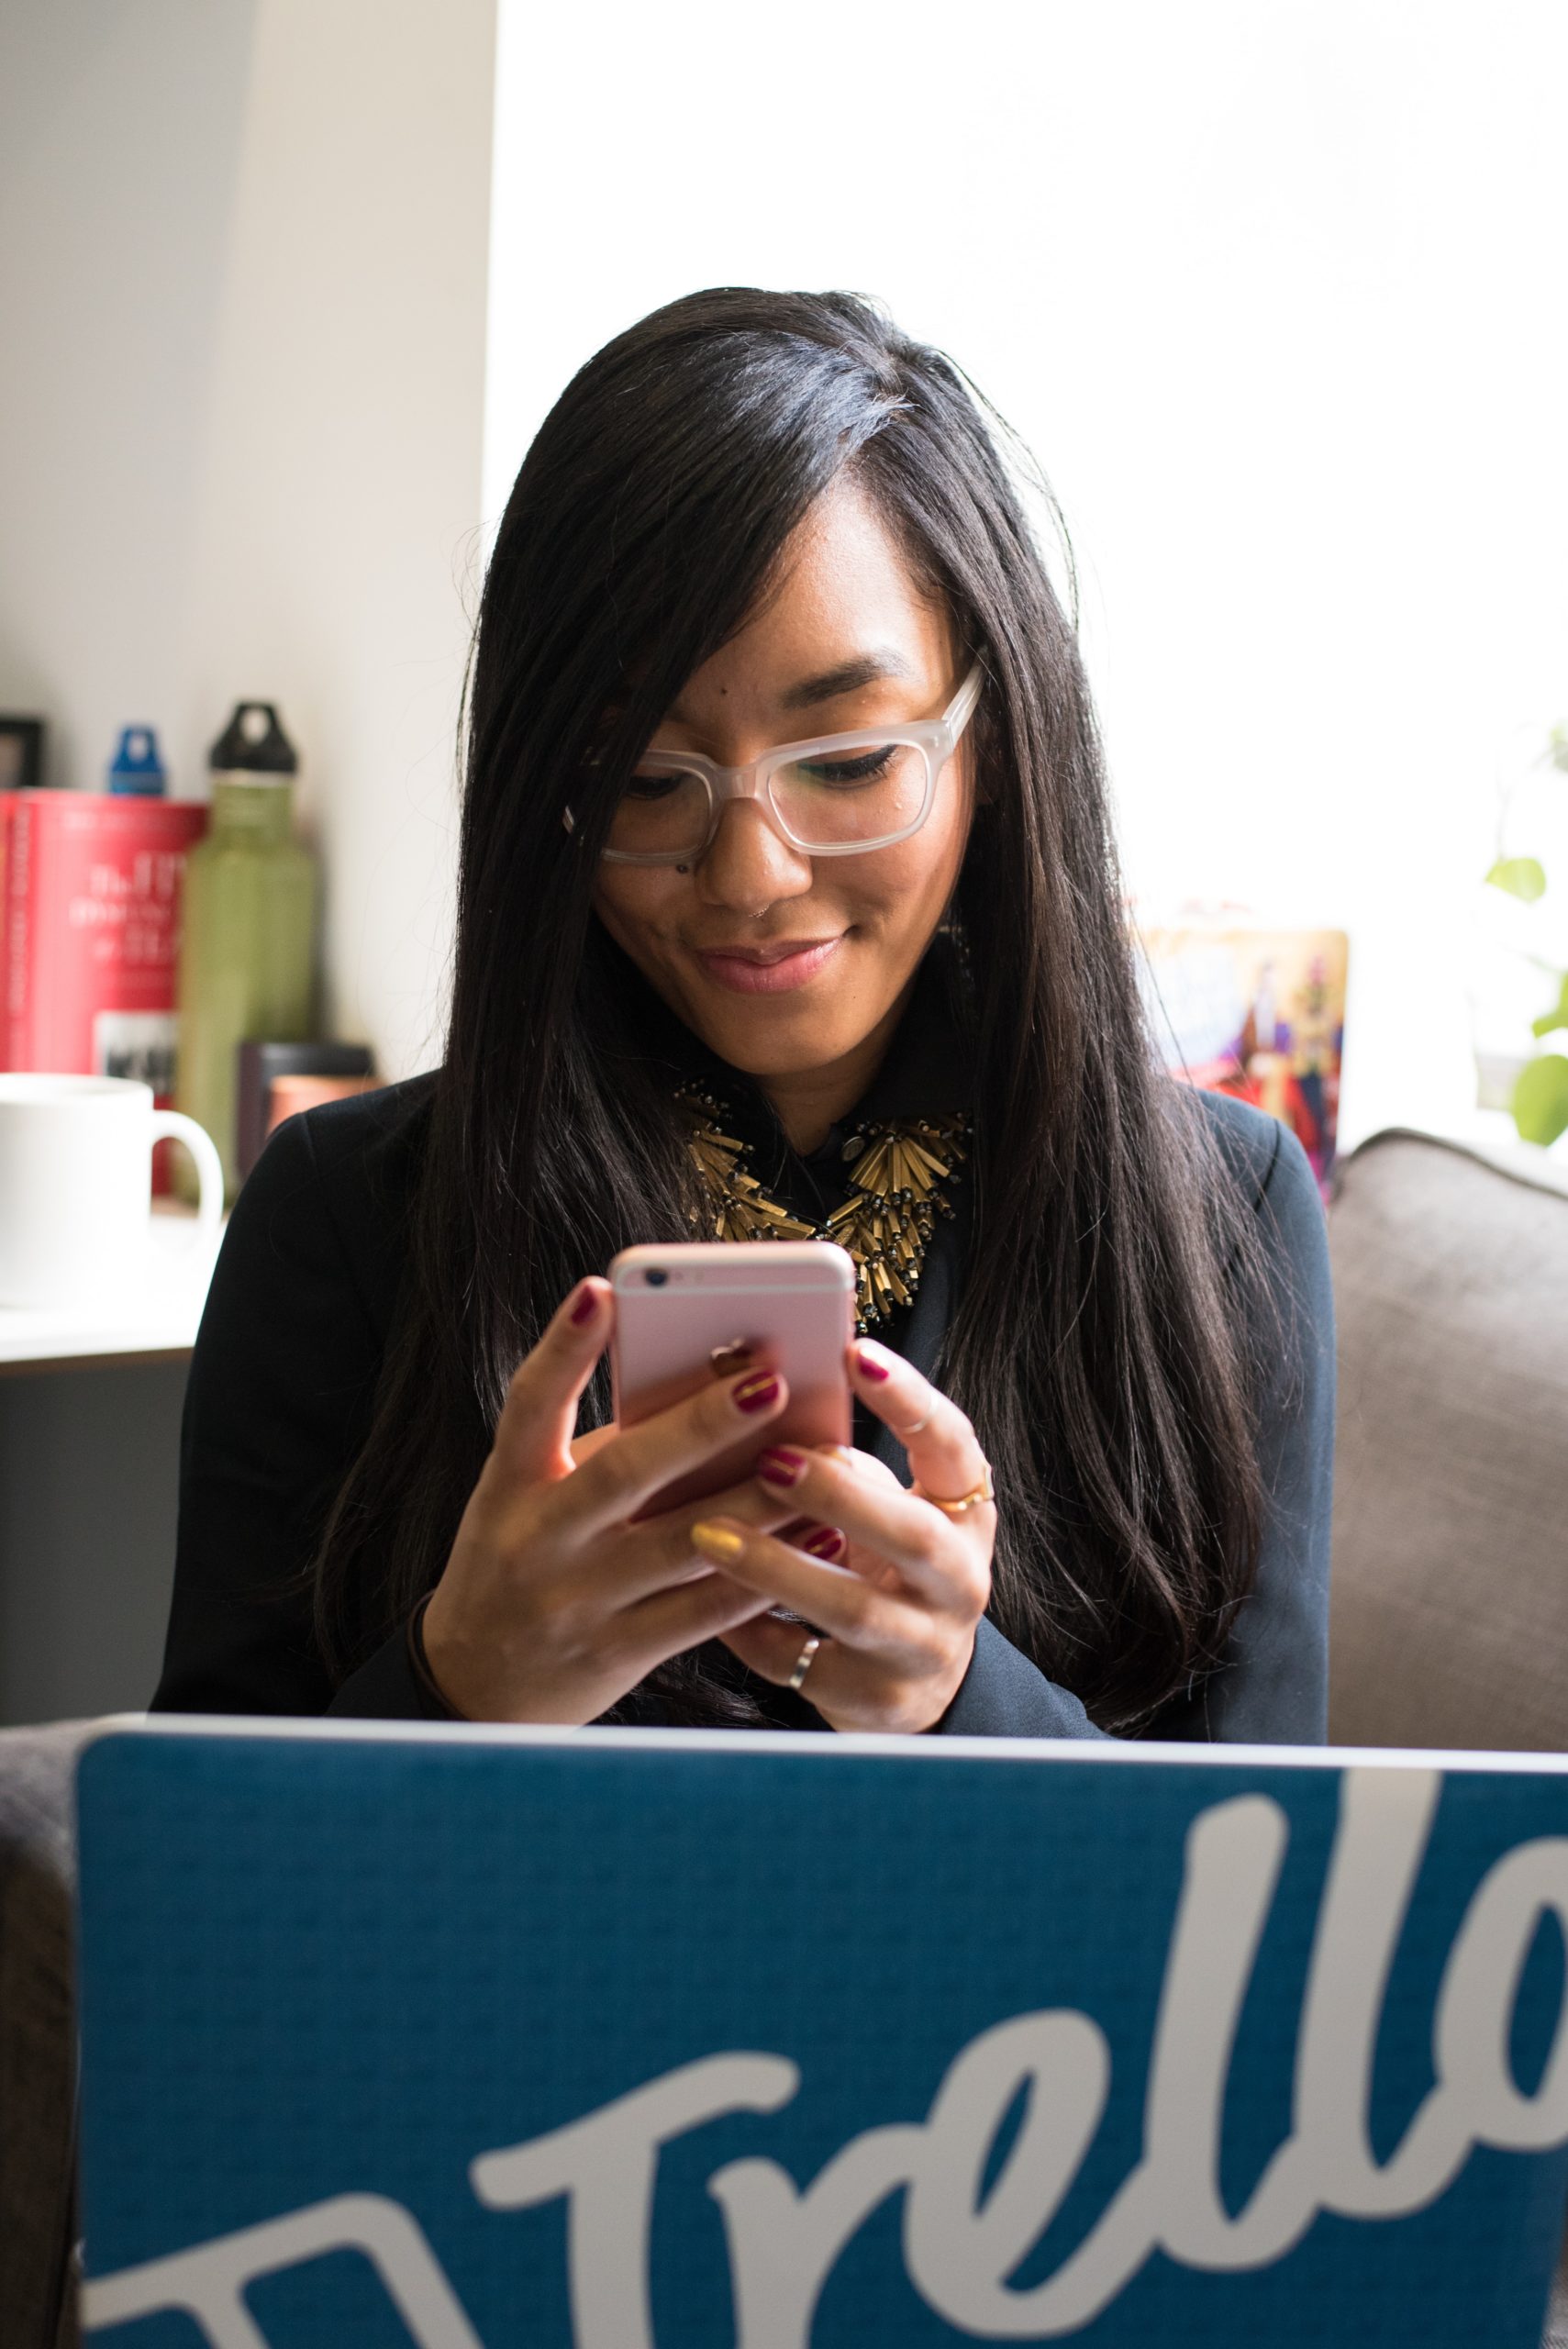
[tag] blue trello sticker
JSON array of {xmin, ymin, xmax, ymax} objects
[{"xmin": 72, "ymin": 1725, "xmax": 1568, "ymax": 2346}]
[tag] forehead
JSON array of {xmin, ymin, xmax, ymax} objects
[{"xmin": 667, "ymin": 479, "xmax": 954, "ymax": 727}]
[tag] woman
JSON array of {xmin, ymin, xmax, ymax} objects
[{"xmin": 156, "ymin": 287, "xmax": 1333, "ymax": 1741}]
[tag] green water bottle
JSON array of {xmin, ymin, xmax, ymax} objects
[{"xmin": 175, "ymin": 702, "xmax": 317, "ymax": 1201}]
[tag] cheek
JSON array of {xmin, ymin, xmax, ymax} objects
[
  {"xmin": 591, "ymin": 871, "xmax": 683, "ymax": 963},
  {"xmin": 854, "ymin": 782, "xmax": 972, "ymax": 929}
]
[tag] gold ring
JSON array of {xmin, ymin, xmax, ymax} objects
[
  {"xmin": 787, "ymin": 1634, "xmax": 822, "ymax": 1692},
  {"xmin": 920, "ymin": 1468, "xmax": 996, "ymax": 1517}
]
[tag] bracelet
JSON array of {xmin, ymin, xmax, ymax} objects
[{"xmin": 406, "ymin": 1593, "xmax": 469, "ymax": 1721}]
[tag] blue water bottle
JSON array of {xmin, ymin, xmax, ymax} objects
[{"xmin": 106, "ymin": 727, "xmax": 167, "ymax": 796}]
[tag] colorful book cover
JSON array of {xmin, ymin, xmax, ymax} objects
[{"xmin": 1135, "ymin": 912, "xmax": 1349, "ymax": 1199}]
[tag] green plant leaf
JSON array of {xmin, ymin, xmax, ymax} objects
[
  {"xmin": 1486, "ymin": 855, "xmax": 1548, "ymax": 902},
  {"xmin": 1512, "ymin": 1053, "xmax": 1568, "ymax": 1147},
  {"xmin": 1547, "ymin": 722, "xmax": 1568, "ymax": 775},
  {"xmin": 1531, "ymin": 974, "xmax": 1568, "ymax": 1039}
]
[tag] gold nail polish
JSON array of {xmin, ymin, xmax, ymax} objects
[{"xmin": 691, "ymin": 1520, "xmax": 745, "ymax": 1562}]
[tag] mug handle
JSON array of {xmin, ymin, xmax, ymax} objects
[{"xmin": 150, "ymin": 1110, "xmax": 226, "ymax": 1262}]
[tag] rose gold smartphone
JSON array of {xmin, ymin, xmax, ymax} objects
[{"xmin": 609, "ymin": 1241, "xmax": 856, "ymax": 1515}]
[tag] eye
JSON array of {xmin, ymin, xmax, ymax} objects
[
  {"xmin": 795, "ymin": 746, "xmax": 899, "ymax": 788},
  {"xmin": 622, "ymin": 770, "xmax": 690, "ymax": 803}
]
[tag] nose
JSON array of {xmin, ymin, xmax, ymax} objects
[{"xmin": 693, "ymin": 798, "xmax": 816, "ymax": 917}]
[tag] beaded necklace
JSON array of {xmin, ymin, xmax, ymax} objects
[{"xmin": 679, "ymin": 1086, "xmax": 970, "ymax": 1333}]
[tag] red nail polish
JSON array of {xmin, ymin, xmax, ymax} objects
[
  {"xmin": 757, "ymin": 1446, "xmax": 806, "ymax": 1486},
  {"xmin": 803, "ymin": 1525, "xmax": 845, "ymax": 1560},
  {"xmin": 570, "ymin": 1284, "xmax": 598, "ymax": 1325},
  {"xmin": 855, "ymin": 1347, "xmax": 891, "ymax": 1382},
  {"xmin": 733, "ymin": 1370, "xmax": 781, "ymax": 1415}
]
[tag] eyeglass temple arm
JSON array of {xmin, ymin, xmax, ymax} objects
[{"xmin": 944, "ymin": 661, "xmax": 985, "ymax": 740}]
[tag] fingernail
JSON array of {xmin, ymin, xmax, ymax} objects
[
  {"xmin": 733, "ymin": 1370, "xmax": 781, "ymax": 1415},
  {"xmin": 802, "ymin": 1525, "xmax": 845, "ymax": 1560},
  {"xmin": 570, "ymin": 1283, "xmax": 598, "ymax": 1326},
  {"xmin": 692, "ymin": 1520, "xmax": 745, "ymax": 1562},
  {"xmin": 757, "ymin": 1445, "xmax": 806, "ymax": 1486},
  {"xmin": 854, "ymin": 1346, "xmax": 891, "ymax": 1382}
]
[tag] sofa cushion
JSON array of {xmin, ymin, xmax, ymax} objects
[
  {"xmin": 1329, "ymin": 1129, "xmax": 1568, "ymax": 1750},
  {"xmin": 0, "ymin": 1720, "xmax": 96, "ymax": 2348}
]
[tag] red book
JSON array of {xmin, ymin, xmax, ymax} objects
[{"xmin": 1, "ymin": 791, "xmax": 208, "ymax": 1100}]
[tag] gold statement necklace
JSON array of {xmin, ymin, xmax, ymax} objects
[{"xmin": 679, "ymin": 1086, "xmax": 971, "ymax": 1332}]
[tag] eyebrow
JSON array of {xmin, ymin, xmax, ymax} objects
[{"xmin": 666, "ymin": 649, "xmax": 921, "ymax": 727}]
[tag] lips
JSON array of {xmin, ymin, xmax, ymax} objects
[{"xmin": 692, "ymin": 937, "xmax": 843, "ymax": 995}]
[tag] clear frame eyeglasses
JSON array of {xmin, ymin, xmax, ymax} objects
[{"xmin": 565, "ymin": 662, "xmax": 984, "ymax": 865}]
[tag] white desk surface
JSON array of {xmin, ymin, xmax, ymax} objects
[{"xmin": 0, "ymin": 1204, "xmax": 223, "ymax": 1375}]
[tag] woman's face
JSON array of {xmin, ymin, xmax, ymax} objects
[{"xmin": 591, "ymin": 477, "xmax": 975, "ymax": 1091}]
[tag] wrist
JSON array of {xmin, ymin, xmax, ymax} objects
[
  {"xmin": 407, "ymin": 1593, "xmax": 468, "ymax": 1721},
  {"xmin": 917, "ymin": 1629, "xmax": 980, "ymax": 1733}
]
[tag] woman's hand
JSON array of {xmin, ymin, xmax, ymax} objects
[
  {"xmin": 698, "ymin": 1339, "xmax": 995, "ymax": 1732},
  {"xmin": 421, "ymin": 1278, "xmax": 806, "ymax": 1723}
]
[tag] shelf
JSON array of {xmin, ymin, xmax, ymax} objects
[{"xmin": 0, "ymin": 1204, "xmax": 223, "ymax": 1375}]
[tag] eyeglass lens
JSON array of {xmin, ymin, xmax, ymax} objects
[{"xmin": 607, "ymin": 738, "xmax": 933, "ymax": 858}]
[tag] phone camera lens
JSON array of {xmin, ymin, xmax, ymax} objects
[{"xmin": 644, "ymin": 1267, "xmax": 669, "ymax": 1287}]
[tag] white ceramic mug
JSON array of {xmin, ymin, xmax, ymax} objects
[{"xmin": 0, "ymin": 1074, "xmax": 224, "ymax": 1310}]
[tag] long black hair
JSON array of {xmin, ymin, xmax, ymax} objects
[{"xmin": 313, "ymin": 286, "xmax": 1292, "ymax": 1732}]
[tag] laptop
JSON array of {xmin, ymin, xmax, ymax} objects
[{"xmin": 72, "ymin": 1720, "xmax": 1568, "ymax": 2346}]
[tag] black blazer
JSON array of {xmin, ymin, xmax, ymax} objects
[{"xmin": 153, "ymin": 1064, "xmax": 1334, "ymax": 1741}]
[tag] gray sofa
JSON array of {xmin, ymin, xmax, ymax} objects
[
  {"xmin": 5, "ymin": 1123, "xmax": 1568, "ymax": 2345},
  {"xmin": 0, "ymin": 1720, "xmax": 87, "ymax": 2348},
  {"xmin": 1329, "ymin": 1127, "xmax": 1568, "ymax": 1752}
]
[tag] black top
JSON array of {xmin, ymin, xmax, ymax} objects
[{"xmin": 153, "ymin": 954, "xmax": 1335, "ymax": 1741}]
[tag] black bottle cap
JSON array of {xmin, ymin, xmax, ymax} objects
[{"xmin": 208, "ymin": 702, "xmax": 297, "ymax": 774}]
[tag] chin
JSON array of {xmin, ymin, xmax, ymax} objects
[{"xmin": 692, "ymin": 1002, "xmax": 860, "ymax": 1079}]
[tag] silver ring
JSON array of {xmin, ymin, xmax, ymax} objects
[
  {"xmin": 786, "ymin": 1634, "xmax": 822, "ymax": 1692},
  {"xmin": 900, "ymin": 1408, "xmax": 934, "ymax": 1438}
]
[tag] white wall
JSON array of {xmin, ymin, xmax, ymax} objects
[
  {"xmin": 0, "ymin": 1, "xmax": 255, "ymax": 790},
  {"xmin": 0, "ymin": 0, "xmax": 495, "ymax": 1080},
  {"xmin": 484, "ymin": 0, "xmax": 1568, "ymax": 1156}
]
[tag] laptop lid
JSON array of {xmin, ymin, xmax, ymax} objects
[{"xmin": 73, "ymin": 1721, "xmax": 1568, "ymax": 2346}]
